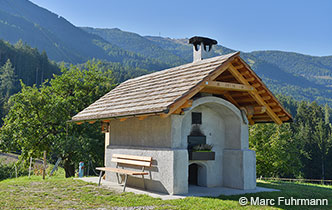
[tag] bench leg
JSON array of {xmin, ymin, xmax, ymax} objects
[
  {"xmin": 123, "ymin": 174, "xmax": 128, "ymax": 192},
  {"xmin": 98, "ymin": 171, "xmax": 103, "ymax": 186},
  {"xmin": 116, "ymin": 173, "xmax": 122, "ymax": 184},
  {"xmin": 142, "ymin": 175, "xmax": 146, "ymax": 190}
]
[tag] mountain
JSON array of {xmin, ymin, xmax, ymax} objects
[
  {"xmin": 0, "ymin": 0, "xmax": 169, "ymax": 70},
  {"xmin": 1, "ymin": 0, "xmax": 332, "ymax": 106},
  {"xmin": 81, "ymin": 27, "xmax": 185, "ymax": 67},
  {"xmin": 143, "ymin": 36, "xmax": 332, "ymax": 105}
]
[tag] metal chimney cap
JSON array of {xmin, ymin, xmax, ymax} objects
[{"xmin": 189, "ymin": 36, "xmax": 217, "ymax": 51}]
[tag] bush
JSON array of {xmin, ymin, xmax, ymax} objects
[{"xmin": 0, "ymin": 158, "xmax": 29, "ymax": 181}]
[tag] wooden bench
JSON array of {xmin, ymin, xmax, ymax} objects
[{"xmin": 96, "ymin": 154, "xmax": 152, "ymax": 192}]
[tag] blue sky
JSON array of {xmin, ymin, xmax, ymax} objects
[{"xmin": 30, "ymin": 0, "xmax": 332, "ymax": 56}]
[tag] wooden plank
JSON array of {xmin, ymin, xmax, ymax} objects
[
  {"xmin": 251, "ymin": 118, "xmax": 272, "ymax": 122},
  {"xmin": 253, "ymin": 106, "xmax": 266, "ymax": 114},
  {"xmin": 262, "ymin": 96, "xmax": 271, "ymax": 100},
  {"xmin": 246, "ymin": 77, "xmax": 255, "ymax": 82},
  {"xmin": 253, "ymin": 117, "xmax": 289, "ymax": 122},
  {"xmin": 258, "ymin": 90, "xmax": 266, "ymax": 94},
  {"xmin": 272, "ymin": 108, "xmax": 282, "ymax": 112},
  {"xmin": 280, "ymin": 117, "xmax": 290, "ymax": 121},
  {"xmin": 252, "ymin": 83, "xmax": 261, "ymax": 88},
  {"xmin": 224, "ymin": 92, "xmax": 240, "ymax": 108},
  {"xmin": 234, "ymin": 64, "xmax": 244, "ymax": 69},
  {"xmin": 230, "ymin": 93, "xmax": 248, "ymax": 98},
  {"xmin": 200, "ymin": 88, "xmax": 225, "ymax": 95},
  {"xmin": 205, "ymin": 81, "xmax": 254, "ymax": 92},
  {"xmin": 119, "ymin": 118, "xmax": 127, "ymax": 122},
  {"xmin": 220, "ymin": 74, "xmax": 236, "ymax": 80},
  {"xmin": 252, "ymin": 115, "xmax": 271, "ymax": 119},
  {"xmin": 96, "ymin": 167, "xmax": 148, "ymax": 175},
  {"xmin": 111, "ymin": 158, "xmax": 152, "ymax": 167},
  {"xmin": 228, "ymin": 64, "xmax": 283, "ymax": 125},
  {"xmin": 181, "ymin": 100, "xmax": 193, "ymax": 109},
  {"xmin": 113, "ymin": 154, "xmax": 152, "ymax": 162},
  {"xmin": 277, "ymin": 113, "xmax": 287, "ymax": 117},
  {"xmin": 138, "ymin": 116, "xmax": 147, "ymax": 120},
  {"xmin": 236, "ymin": 97, "xmax": 256, "ymax": 103}
]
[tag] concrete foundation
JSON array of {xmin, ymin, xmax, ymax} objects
[{"xmin": 105, "ymin": 96, "xmax": 256, "ymax": 195}]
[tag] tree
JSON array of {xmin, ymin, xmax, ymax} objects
[
  {"xmin": 0, "ymin": 59, "xmax": 16, "ymax": 99},
  {"xmin": 0, "ymin": 59, "xmax": 17, "ymax": 120},
  {"xmin": 249, "ymin": 123, "xmax": 302, "ymax": 178},
  {"xmin": 0, "ymin": 61, "xmax": 116, "ymax": 177}
]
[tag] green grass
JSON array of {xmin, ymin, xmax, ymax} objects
[{"xmin": 0, "ymin": 173, "xmax": 331, "ymax": 209}]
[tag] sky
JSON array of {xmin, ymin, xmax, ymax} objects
[{"xmin": 30, "ymin": 0, "xmax": 332, "ymax": 56}]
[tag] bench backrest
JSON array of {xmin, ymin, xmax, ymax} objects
[{"xmin": 111, "ymin": 154, "xmax": 152, "ymax": 167}]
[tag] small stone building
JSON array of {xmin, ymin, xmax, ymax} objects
[{"xmin": 72, "ymin": 45, "xmax": 291, "ymax": 195}]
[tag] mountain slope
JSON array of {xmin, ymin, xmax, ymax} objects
[
  {"xmin": 0, "ymin": 39, "xmax": 59, "ymax": 90},
  {"xmin": 0, "ymin": 0, "xmax": 170, "ymax": 70},
  {"xmin": 1, "ymin": 0, "xmax": 332, "ymax": 106},
  {"xmin": 81, "ymin": 27, "xmax": 186, "ymax": 67},
  {"xmin": 249, "ymin": 51, "xmax": 332, "ymax": 86},
  {"xmin": 144, "ymin": 36, "xmax": 332, "ymax": 105}
]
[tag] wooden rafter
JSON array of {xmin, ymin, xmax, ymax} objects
[
  {"xmin": 224, "ymin": 92, "xmax": 240, "ymax": 108},
  {"xmin": 138, "ymin": 116, "xmax": 147, "ymax": 120},
  {"xmin": 228, "ymin": 64, "xmax": 283, "ymax": 125}
]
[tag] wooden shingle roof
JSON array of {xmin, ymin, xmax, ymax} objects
[{"xmin": 72, "ymin": 52, "xmax": 292, "ymax": 125}]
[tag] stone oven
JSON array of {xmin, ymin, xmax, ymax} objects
[{"xmin": 72, "ymin": 37, "xmax": 291, "ymax": 195}]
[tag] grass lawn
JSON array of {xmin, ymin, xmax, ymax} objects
[{"xmin": 0, "ymin": 174, "xmax": 331, "ymax": 209}]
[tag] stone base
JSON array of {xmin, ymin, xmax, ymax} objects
[
  {"xmin": 223, "ymin": 149, "xmax": 256, "ymax": 189},
  {"xmin": 105, "ymin": 146, "xmax": 188, "ymax": 195}
]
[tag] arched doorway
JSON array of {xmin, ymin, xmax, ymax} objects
[
  {"xmin": 188, "ymin": 163, "xmax": 207, "ymax": 186},
  {"xmin": 180, "ymin": 96, "xmax": 248, "ymax": 188}
]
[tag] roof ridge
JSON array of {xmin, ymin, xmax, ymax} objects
[{"xmin": 124, "ymin": 52, "xmax": 239, "ymax": 83}]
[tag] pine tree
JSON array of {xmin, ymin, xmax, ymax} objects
[
  {"xmin": 0, "ymin": 59, "xmax": 16, "ymax": 100},
  {"xmin": 0, "ymin": 59, "xmax": 17, "ymax": 120}
]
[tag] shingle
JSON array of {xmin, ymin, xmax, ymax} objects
[{"xmin": 72, "ymin": 52, "xmax": 238, "ymax": 121}]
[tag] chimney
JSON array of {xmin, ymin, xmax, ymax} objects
[{"xmin": 189, "ymin": 36, "xmax": 217, "ymax": 62}]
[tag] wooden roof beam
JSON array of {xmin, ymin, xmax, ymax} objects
[
  {"xmin": 220, "ymin": 74, "xmax": 235, "ymax": 80},
  {"xmin": 224, "ymin": 92, "xmax": 240, "ymax": 108},
  {"xmin": 228, "ymin": 64, "xmax": 283, "ymax": 125},
  {"xmin": 205, "ymin": 81, "xmax": 255, "ymax": 92},
  {"xmin": 160, "ymin": 62, "xmax": 232, "ymax": 118},
  {"xmin": 234, "ymin": 64, "xmax": 244, "ymax": 69}
]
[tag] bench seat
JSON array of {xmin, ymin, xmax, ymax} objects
[
  {"xmin": 96, "ymin": 167, "xmax": 149, "ymax": 176},
  {"xmin": 96, "ymin": 154, "xmax": 152, "ymax": 192}
]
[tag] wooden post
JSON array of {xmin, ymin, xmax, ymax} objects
[
  {"xmin": 28, "ymin": 157, "xmax": 32, "ymax": 178},
  {"xmin": 42, "ymin": 151, "xmax": 46, "ymax": 180},
  {"xmin": 14, "ymin": 164, "xmax": 17, "ymax": 178}
]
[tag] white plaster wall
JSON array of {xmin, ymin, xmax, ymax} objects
[
  {"xmin": 171, "ymin": 96, "xmax": 256, "ymax": 190},
  {"xmin": 110, "ymin": 116, "xmax": 172, "ymax": 148},
  {"xmin": 183, "ymin": 105, "xmax": 225, "ymax": 187},
  {"xmin": 105, "ymin": 146, "xmax": 188, "ymax": 195},
  {"xmin": 223, "ymin": 149, "xmax": 256, "ymax": 189}
]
